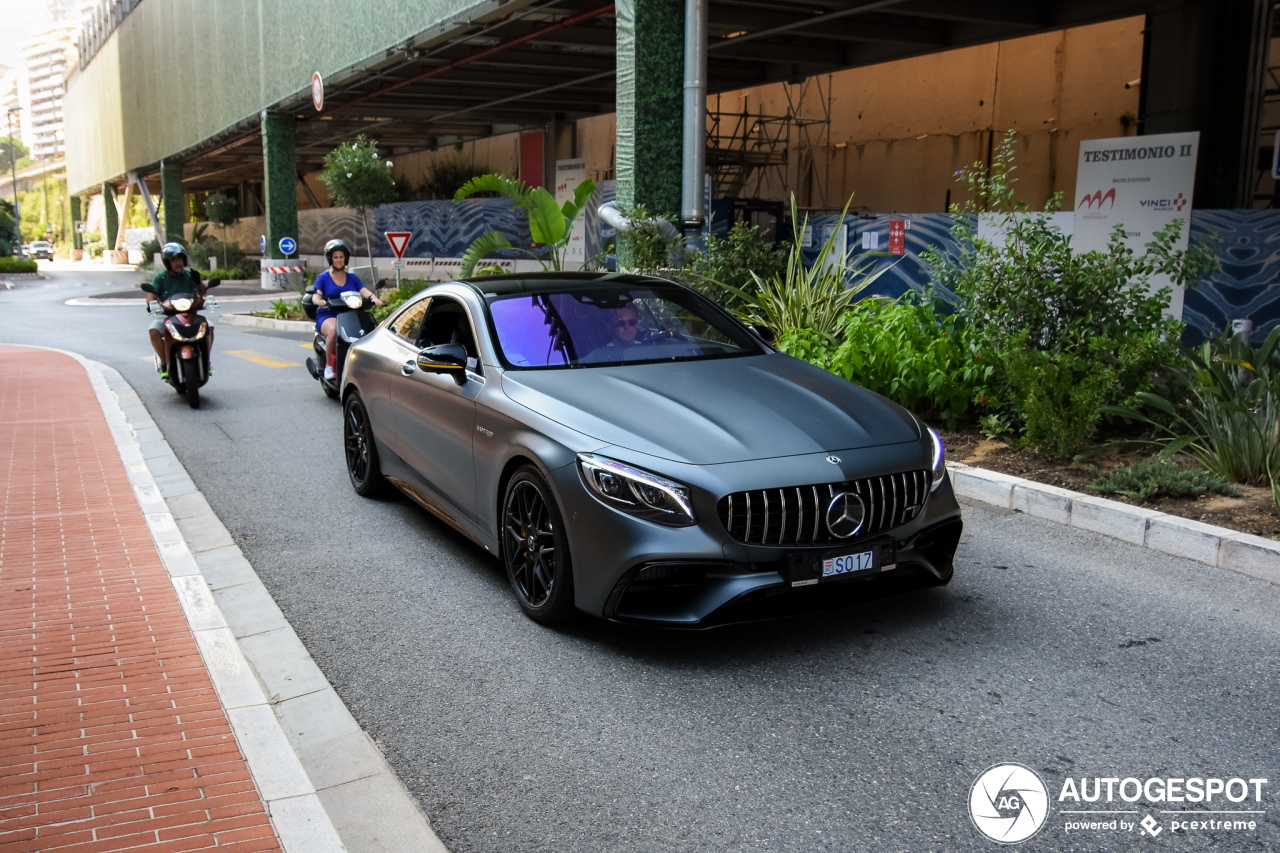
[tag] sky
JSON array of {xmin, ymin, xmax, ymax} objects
[{"xmin": 0, "ymin": 2, "xmax": 58, "ymax": 69}]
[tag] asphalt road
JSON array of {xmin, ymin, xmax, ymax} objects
[{"xmin": 3, "ymin": 265, "xmax": 1278, "ymax": 853}]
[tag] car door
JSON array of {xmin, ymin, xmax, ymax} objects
[{"xmin": 391, "ymin": 295, "xmax": 484, "ymax": 521}]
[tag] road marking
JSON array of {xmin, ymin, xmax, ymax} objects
[
  {"xmin": 224, "ymin": 349, "xmax": 299, "ymax": 368},
  {"xmin": 298, "ymin": 343, "xmax": 313, "ymax": 349}
]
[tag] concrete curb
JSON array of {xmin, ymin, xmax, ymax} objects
[
  {"xmin": 219, "ymin": 311, "xmax": 315, "ymax": 332},
  {"xmin": 64, "ymin": 294, "xmax": 285, "ymax": 306},
  {"xmin": 35, "ymin": 344, "xmax": 447, "ymax": 853},
  {"xmin": 947, "ymin": 462, "xmax": 1280, "ymax": 586}
]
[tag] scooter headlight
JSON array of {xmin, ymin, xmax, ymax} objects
[
  {"xmin": 342, "ymin": 291, "xmax": 363, "ymax": 310},
  {"xmin": 171, "ymin": 297, "xmax": 194, "ymax": 312}
]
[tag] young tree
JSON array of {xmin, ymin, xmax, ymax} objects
[
  {"xmin": 0, "ymin": 135, "xmax": 29, "ymax": 175},
  {"xmin": 203, "ymin": 192, "xmax": 238, "ymax": 268},
  {"xmin": 319, "ymin": 135, "xmax": 397, "ymax": 272}
]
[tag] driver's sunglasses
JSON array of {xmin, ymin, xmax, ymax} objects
[{"xmin": 614, "ymin": 318, "xmax": 638, "ymax": 328}]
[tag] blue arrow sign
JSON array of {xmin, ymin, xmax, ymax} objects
[
  {"xmin": 259, "ymin": 235, "xmax": 266, "ymax": 253},
  {"xmin": 279, "ymin": 237, "xmax": 297, "ymax": 256}
]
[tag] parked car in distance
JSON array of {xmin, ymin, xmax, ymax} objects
[
  {"xmin": 27, "ymin": 240, "xmax": 53, "ymax": 260},
  {"xmin": 340, "ymin": 272, "xmax": 964, "ymax": 627}
]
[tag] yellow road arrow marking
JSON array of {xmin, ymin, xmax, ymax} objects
[{"xmin": 225, "ymin": 349, "xmax": 299, "ymax": 368}]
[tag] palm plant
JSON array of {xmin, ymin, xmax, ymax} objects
[
  {"xmin": 720, "ymin": 194, "xmax": 893, "ymax": 342},
  {"xmin": 454, "ymin": 174, "xmax": 595, "ymax": 276},
  {"xmin": 1103, "ymin": 326, "xmax": 1280, "ymax": 485}
]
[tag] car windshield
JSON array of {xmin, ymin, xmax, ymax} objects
[{"xmin": 488, "ymin": 285, "xmax": 761, "ymax": 369}]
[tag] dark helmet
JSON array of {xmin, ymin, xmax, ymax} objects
[
  {"xmin": 161, "ymin": 242, "xmax": 188, "ymax": 272},
  {"xmin": 324, "ymin": 239, "xmax": 352, "ymax": 268}
]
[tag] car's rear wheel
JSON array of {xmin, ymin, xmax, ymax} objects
[
  {"xmin": 344, "ymin": 393, "xmax": 386, "ymax": 496},
  {"xmin": 502, "ymin": 466, "xmax": 575, "ymax": 624}
]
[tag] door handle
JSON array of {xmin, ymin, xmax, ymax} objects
[{"xmin": 401, "ymin": 359, "xmax": 417, "ymax": 376}]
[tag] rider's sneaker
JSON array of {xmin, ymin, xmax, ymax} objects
[
  {"xmin": 159, "ymin": 369, "xmax": 169, "ymax": 379},
  {"xmin": 323, "ymin": 366, "xmax": 335, "ymax": 381}
]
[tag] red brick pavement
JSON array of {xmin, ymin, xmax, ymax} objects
[{"xmin": 0, "ymin": 345, "xmax": 282, "ymax": 852}]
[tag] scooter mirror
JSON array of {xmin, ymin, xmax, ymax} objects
[
  {"xmin": 139, "ymin": 283, "xmax": 155, "ymax": 294},
  {"xmin": 207, "ymin": 278, "xmax": 222, "ymax": 289}
]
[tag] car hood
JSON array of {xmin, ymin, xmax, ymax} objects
[{"xmin": 500, "ymin": 354, "xmax": 920, "ymax": 464}]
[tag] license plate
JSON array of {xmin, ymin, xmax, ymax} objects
[
  {"xmin": 823, "ymin": 550, "xmax": 875, "ymax": 577},
  {"xmin": 787, "ymin": 540, "xmax": 896, "ymax": 587}
]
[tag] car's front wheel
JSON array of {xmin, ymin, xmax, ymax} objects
[
  {"xmin": 502, "ymin": 466, "xmax": 575, "ymax": 624},
  {"xmin": 344, "ymin": 393, "xmax": 386, "ymax": 496}
]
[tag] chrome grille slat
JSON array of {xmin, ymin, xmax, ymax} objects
[{"xmin": 718, "ymin": 470, "xmax": 930, "ymax": 546}]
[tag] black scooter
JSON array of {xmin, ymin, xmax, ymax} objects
[
  {"xmin": 302, "ymin": 283, "xmax": 381, "ymax": 399},
  {"xmin": 140, "ymin": 277, "xmax": 221, "ymax": 409}
]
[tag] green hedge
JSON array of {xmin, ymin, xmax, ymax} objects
[{"xmin": 0, "ymin": 257, "xmax": 38, "ymax": 274}]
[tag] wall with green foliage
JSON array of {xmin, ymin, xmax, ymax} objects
[{"xmin": 64, "ymin": 0, "xmax": 502, "ymax": 193}]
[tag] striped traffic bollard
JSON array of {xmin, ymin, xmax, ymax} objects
[{"xmin": 260, "ymin": 260, "xmax": 306, "ymax": 290}]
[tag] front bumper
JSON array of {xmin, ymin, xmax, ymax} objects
[{"xmin": 549, "ymin": 454, "xmax": 963, "ymax": 628}]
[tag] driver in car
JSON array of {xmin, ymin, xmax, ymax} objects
[{"xmin": 583, "ymin": 303, "xmax": 643, "ymax": 362}]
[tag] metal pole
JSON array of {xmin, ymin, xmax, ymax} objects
[
  {"xmin": 681, "ymin": 0, "xmax": 708, "ymax": 249},
  {"xmin": 6, "ymin": 108, "xmax": 20, "ymax": 247}
]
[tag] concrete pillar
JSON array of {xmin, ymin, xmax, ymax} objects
[
  {"xmin": 102, "ymin": 183, "xmax": 118, "ymax": 249},
  {"xmin": 616, "ymin": 0, "xmax": 684, "ymax": 224},
  {"xmin": 70, "ymin": 195, "xmax": 82, "ymax": 251},
  {"xmin": 1141, "ymin": 0, "xmax": 1271, "ymax": 207},
  {"xmin": 261, "ymin": 112, "xmax": 298, "ymax": 258},
  {"xmin": 160, "ymin": 160, "xmax": 184, "ymax": 243}
]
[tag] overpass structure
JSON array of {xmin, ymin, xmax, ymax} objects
[{"xmin": 65, "ymin": 0, "xmax": 1271, "ymax": 255}]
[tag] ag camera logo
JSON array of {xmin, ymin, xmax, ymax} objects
[{"xmin": 969, "ymin": 763, "xmax": 1050, "ymax": 844}]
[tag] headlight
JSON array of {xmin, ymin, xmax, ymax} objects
[
  {"xmin": 577, "ymin": 453, "xmax": 695, "ymax": 526},
  {"xmin": 928, "ymin": 427, "xmax": 946, "ymax": 491},
  {"xmin": 342, "ymin": 291, "xmax": 363, "ymax": 309},
  {"xmin": 171, "ymin": 297, "xmax": 193, "ymax": 312}
]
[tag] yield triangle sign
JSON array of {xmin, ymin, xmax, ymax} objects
[{"xmin": 385, "ymin": 231, "xmax": 412, "ymax": 259}]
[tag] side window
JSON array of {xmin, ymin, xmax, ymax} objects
[
  {"xmin": 391, "ymin": 298, "xmax": 429, "ymax": 344},
  {"xmin": 420, "ymin": 296, "xmax": 482, "ymax": 371}
]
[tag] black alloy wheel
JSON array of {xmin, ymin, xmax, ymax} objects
[
  {"xmin": 502, "ymin": 466, "xmax": 574, "ymax": 624},
  {"xmin": 343, "ymin": 394, "xmax": 385, "ymax": 496}
]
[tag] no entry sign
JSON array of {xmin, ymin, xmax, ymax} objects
[
  {"xmin": 312, "ymin": 72, "xmax": 324, "ymax": 112},
  {"xmin": 385, "ymin": 232, "xmax": 412, "ymax": 259}
]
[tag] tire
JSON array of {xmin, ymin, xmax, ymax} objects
[
  {"xmin": 324, "ymin": 382, "xmax": 339, "ymax": 399},
  {"xmin": 186, "ymin": 377, "xmax": 200, "ymax": 409},
  {"xmin": 343, "ymin": 393, "xmax": 386, "ymax": 496},
  {"xmin": 501, "ymin": 466, "xmax": 575, "ymax": 625}
]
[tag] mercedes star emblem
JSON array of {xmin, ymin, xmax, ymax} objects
[
  {"xmin": 826, "ymin": 455, "xmax": 841, "ymax": 465},
  {"xmin": 825, "ymin": 492, "xmax": 865, "ymax": 539}
]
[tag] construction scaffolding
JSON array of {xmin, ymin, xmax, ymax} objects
[{"xmin": 705, "ymin": 74, "xmax": 833, "ymax": 209}]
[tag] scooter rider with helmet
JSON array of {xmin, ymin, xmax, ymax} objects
[
  {"xmin": 312, "ymin": 238, "xmax": 382, "ymax": 380},
  {"xmin": 147, "ymin": 242, "xmax": 211, "ymax": 377}
]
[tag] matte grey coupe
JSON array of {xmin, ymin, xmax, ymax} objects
[{"xmin": 341, "ymin": 272, "xmax": 962, "ymax": 627}]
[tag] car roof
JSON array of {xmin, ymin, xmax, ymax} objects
[{"xmin": 457, "ymin": 270, "xmax": 683, "ymax": 298}]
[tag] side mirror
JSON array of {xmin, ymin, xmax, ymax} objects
[
  {"xmin": 751, "ymin": 323, "xmax": 777, "ymax": 346},
  {"xmin": 139, "ymin": 283, "xmax": 155, "ymax": 294},
  {"xmin": 376, "ymin": 279, "xmax": 388, "ymax": 290},
  {"xmin": 416, "ymin": 343, "xmax": 469, "ymax": 381},
  {"xmin": 304, "ymin": 284, "xmax": 316, "ymax": 294},
  {"xmin": 207, "ymin": 278, "xmax": 222, "ymax": 289}
]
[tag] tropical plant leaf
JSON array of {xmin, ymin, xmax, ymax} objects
[
  {"xmin": 517, "ymin": 187, "xmax": 567, "ymax": 247},
  {"xmin": 455, "ymin": 174, "xmax": 529, "ymax": 203},
  {"xmin": 459, "ymin": 231, "xmax": 515, "ymax": 278}
]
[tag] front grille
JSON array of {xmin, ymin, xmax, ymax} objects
[{"xmin": 717, "ymin": 470, "xmax": 929, "ymax": 546}]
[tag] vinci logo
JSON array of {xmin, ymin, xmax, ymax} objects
[
  {"xmin": 1077, "ymin": 189, "xmax": 1116, "ymax": 210},
  {"xmin": 1139, "ymin": 192, "xmax": 1188, "ymax": 212}
]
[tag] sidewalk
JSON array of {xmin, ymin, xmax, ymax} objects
[{"xmin": 0, "ymin": 345, "xmax": 282, "ymax": 852}]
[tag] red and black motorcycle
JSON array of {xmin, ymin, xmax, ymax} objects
[{"xmin": 140, "ymin": 277, "xmax": 220, "ymax": 409}]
